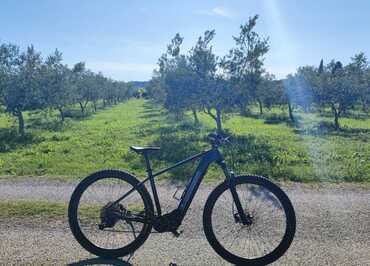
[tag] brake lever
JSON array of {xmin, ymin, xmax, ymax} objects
[{"xmin": 223, "ymin": 136, "xmax": 232, "ymax": 145}]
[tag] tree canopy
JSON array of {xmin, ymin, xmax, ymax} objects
[{"xmin": 147, "ymin": 16, "xmax": 369, "ymax": 132}]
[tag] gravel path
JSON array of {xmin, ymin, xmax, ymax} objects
[{"xmin": 1, "ymin": 179, "xmax": 370, "ymax": 265}]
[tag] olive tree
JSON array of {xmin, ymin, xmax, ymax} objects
[
  {"xmin": 42, "ymin": 49, "xmax": 73, "ymax": 121},
  {"xmin": 315, "ymin": 61, "xmax": 359, "ymax": 130},
  {"xmin": 1, "ymin": 45, "xmax": 44, "ymax": 136},
  {"xmin": 222, "ymin": 15, "xmax": 269, "ymax": 116},
  {"xmin": 188, "ymin": 30, "xmax": 217, "ymax": 123}
]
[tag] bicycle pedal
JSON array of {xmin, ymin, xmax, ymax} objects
[{"xmin": 171, "ymin": 230, "xmax": 183, "ymax": 237}]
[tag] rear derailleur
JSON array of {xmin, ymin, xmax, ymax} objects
[{"xmin": 98, "ymin": 201, "xmax": 142, "ymax": 231}]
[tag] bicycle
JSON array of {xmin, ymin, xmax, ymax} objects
[{"xmin": 68, "ymin": 133, "xmax": 296, "ymax": 265}]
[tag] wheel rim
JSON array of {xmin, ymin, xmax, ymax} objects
[
  {"xmin": 210, "ymin": 182, "xmax": 288, "ymax": 260},
  {"xmin": 76, "ymin": 177, "xmax": 147, "ymax": 250}
]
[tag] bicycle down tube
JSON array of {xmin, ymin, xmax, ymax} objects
[{"xmin": 176, "ymin": 149, "xmax": 222, "ymax": 216}]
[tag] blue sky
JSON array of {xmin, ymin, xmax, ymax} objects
[{"xmin": 1, "ymin": 0, "xmax": 369, "ymax": 81}]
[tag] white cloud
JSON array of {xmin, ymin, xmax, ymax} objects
[
  {"xmin": 212, "ymin": 7, "xmax": 234, "ymax": 18},
  {"xmin": 197, "ymin": 7, "xmax": 236, "ymax": 18},
  {"xmin": 87, "ymin": 62, "xmax": 157, "ymax": 81}
]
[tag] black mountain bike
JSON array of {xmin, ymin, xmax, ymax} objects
[{"xmin": 68, "ymin": 133, "xmax": 296, "ymax": 265}]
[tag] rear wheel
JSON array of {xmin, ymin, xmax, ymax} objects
[
  {"xmin": 68, "ymin": 170, "xmax": 154, "ymax": 258},
  {"xmin": 203, "ymin": 175, "xmax": 296, "ymax": 265}
]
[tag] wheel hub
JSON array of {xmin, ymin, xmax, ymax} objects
[{"xmin": 234, "ymin": 212, "xmax": 254, "ymax": 225}]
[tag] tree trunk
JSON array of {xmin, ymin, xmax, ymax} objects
[
  {"xmin": 80, "ymin": 101, "xmax": 89, "ymax": 114},
  {"xmin": 79, "ymin": 102, "xmax": 85, "ymax": 114},
  {"xmin": 204, "ymin": 107, "xmax": 222, "ymax": 133},
  {"xmin": 83, "ymin": 101, "xmax": 89, "ymax": 113},
  {"xmin": 192, "ymin": 109, "xmax": 199, "ymax": 124},
  {"xmin": 288, "ymin": 102, "xmax": 294, "ymax": 122},
  {"xmin": 15, "ymin": 110, "xmax": 25, "ymax": 137},
  {"xmin": 58, "ymin": 107, "xmax": 65, "ymax": 122},
  {"xmin": 215, "ymin": 108, "xmax": 222, "ymax": 133},
  {"xmin": 362, "ymin": 100, "xmax": 369, "ymax": 114},
  {"xmin": 239, "ymin": 102, "xmax": 247, "ymax": 116},
  {"xmin": 334, "ymin": 113, "xmax": 340, "ymax": 130},
  {"xmin": 332, "ymin": 105, "xmax": 340, "ymax": 130},
  {"xmin": 258, "ymin": 99, "xmax": 263, "ymax": 115}
]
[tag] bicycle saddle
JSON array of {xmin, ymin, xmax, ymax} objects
[{"xmin": 130, "ymin": 146, "xmax": 160, "ymax": 154}]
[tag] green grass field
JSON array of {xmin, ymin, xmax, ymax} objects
[{"xmin": 0, "ymin": 99, "xmax": 369, "ymax": 182}]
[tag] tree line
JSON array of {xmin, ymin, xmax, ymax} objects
[
  {"xmin": 0, "ymin": 43, "xmax": 136, "ymax": 136},
  {"xmin": 286, "ymin": 55, "xmax": 370, "ymax": 130},
  {"xmin": 147, "ymin": 15, "xmax": 370, "ymax": 132}
]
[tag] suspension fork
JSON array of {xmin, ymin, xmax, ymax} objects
[{"xmin": 219, "ymin": 161, "xmax": 251, "ymax": 225}]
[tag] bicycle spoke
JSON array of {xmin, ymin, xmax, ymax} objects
[
  {"xmin": 76, "ymin": 177, "xmax": 146, "ymax": 250},
  {"xmin": 210, "ymin": 182, "xmax": 287, "ymax": 259}
]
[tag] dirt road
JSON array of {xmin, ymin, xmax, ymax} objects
[{"xmin": 0, "ymin": 179, "xmax": 369, "ymax": 265}]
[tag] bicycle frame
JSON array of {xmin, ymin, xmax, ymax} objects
[{"xmin": 114, "ymin": 146, "xmax": 250, "ymax": 226}]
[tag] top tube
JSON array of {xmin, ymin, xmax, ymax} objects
[{"xmin": 152, "ymin": 149, "xmax": 212, "ymax": 177}]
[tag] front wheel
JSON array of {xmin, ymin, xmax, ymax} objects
[{"xmin": 203, "ymin": 175, "xmax": 296, "ymax": 265}]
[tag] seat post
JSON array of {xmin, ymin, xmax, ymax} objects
[
  {"xmin": 143, "ymin": 153, "xmax": 152, "ymax": 174},
  {"xmin": 143, "ymin": 153, "xmax": 162, "ymax": 216}
]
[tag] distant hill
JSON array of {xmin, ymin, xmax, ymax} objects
[{"xmin": 128, "ymin": 81, "xmax": 149, "ymax": 89}]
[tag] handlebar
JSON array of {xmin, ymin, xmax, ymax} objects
[{"xmin": 207, "ymin": 133, "xmax": 231, "ymax": 147}]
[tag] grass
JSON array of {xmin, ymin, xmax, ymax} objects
[
  {"xmin": 0, "ymin": 200, "xmax": 94, "ymax": 221},
  {"xmin": 0, "ymin": 200, "xmax": 145, "ymax": 221},
  {"xmin": 0, "ymin": 200, "xmax": 67, "ymax": 219},
  {"xmin": 0, "ymin": 99, "xmax": 369, "ymax": 182}
]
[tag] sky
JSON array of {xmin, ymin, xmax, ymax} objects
[{"xmin": 1, "ymin": 0, "xmax": 370, "ymax": 81}]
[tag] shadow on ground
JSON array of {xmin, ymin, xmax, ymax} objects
[
  {"xmin": 0, "ymin": 127, "xmax": 45, "ymax": 153},
  {"xmin": 127, "ymin": 101, "xmax": 279, "ymax": 181},
  {"xmin": 67, "ymin": 257, "xmax": 132, "ymax": 266},
  {"xmin": 294, "ymin": 120, "xmax": 370, "ymax": 141}
]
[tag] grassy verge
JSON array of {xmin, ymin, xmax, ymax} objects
[
  {"xmin": 0, "ymin": 200, "xmax": 145, "ymax": 221},
  {"xmin": 0, "ymin": 201, "xmax": 67, "ymax": 219}
]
